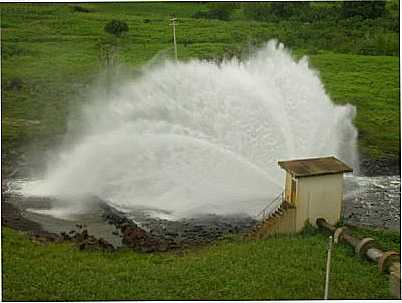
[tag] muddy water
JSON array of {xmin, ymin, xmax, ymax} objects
[
  {"xmin": 2, "ymin": 194, "xmax": 123, "ymax": 247},
  {"xmin": 3, "ymin": 192, "xmax": 257, "ymax": 248}
]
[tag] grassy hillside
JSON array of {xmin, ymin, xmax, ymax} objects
[
  {"xmin": 1, "ymin": 2, "xmax": 400, "ymax": 165},
  {"xmin": 309, "ymin": 53, "xmax": 399, "ymax": 158},
  {"xmin": 2, "ymin": 226, "xmax": 400, "ymax": 301}
]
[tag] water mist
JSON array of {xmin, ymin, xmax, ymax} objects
[{"xmin": 16, "ymin": 41, "xmax": 359, "ymax": 220}]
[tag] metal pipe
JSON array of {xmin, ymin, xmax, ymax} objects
[
  {"xmin": 316, "ymin": 218, "xmax": 400, "ymax": 272},
  {"xmin": 366, "ymin": 247, "xmax": 384, "ymax": 263},
  {"xmin": 316, "ymin": 218, "xmax": 336, "ymax": 233},
  {"xmin": 341, "ymin": 231, "xmax": 361, "ymax": 248},
  {"xmin": 316, "ymin": 218, "xmax": 401, "ymax": 299}
]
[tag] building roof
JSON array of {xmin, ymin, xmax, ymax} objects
[{"xmin": 278, "ymin": 156, "xmax": 353, "ymax": 178}]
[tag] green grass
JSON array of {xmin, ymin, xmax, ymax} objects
[
  {"xmin": 1, "ymin": 3, "xmax": 400, "ymax": 162},
  {"xmin": 344, "ymin": 225, "xmax": 401, "ymax": 252},
  {"xmin": 2, "ymin": 227, "xmax": 399, "ymax": 301},
  {"xmin": 309, "ymin": 53, "xmax": 400, "ymax": 158}
]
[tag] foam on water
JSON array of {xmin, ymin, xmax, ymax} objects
[{"xmin": 14, "ymin": 41, "xmax": 358, "ymax": 219}]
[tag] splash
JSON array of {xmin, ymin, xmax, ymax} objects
[{"xmin": 16, "ymin": 41, "xmax": 358, "ymax": 219}]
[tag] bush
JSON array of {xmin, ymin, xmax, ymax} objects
[
  {"xmin": 5, "ymin": 78, "xmax": 23, "ymax": 91},
  {"xmin": 309, "ymin": 5, "xmax": 341, "ymax": 22},
  {"xmin": 71, "ymin": 5, "xmax": 92, "ymax": 13},
  {"xmin": 192, "ymin": 3, "xmax": 234, "ymax": 21},
  {"xmin": 104, "ymin": 20, "xmax": 129, "ymax": 37},
  {"xmin": 192, "ymin": 10, "xmax": 209, "ymax": 19},
  {"xmin": 207, "ymin": 7, "xmax": 231, "ymax": 21},
  {"xmin": 243, "ymin": 3, "xmax": 272, "ymax": 22},
  {"xmin": 243, "ymin": 2, "xmax": 311, "ymax": 22},
  {"xmin": 341, "ymin": 1, "xmax": 386, "ymax": 19}
]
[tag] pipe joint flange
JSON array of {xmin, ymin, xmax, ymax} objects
[
  {"xmin": 355, "ymin": 237, "xmax": 376, "ymax": 258},
  {"xmin": 378, "ymin": 251, "xmax": 400, "ymax": 273},
  {"xmin": 333, "ymin": 227, "xmax": 347, "ymax": 244}
]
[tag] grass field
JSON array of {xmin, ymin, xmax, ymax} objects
[
  {"xmin": 2, "ymin": 226, "xmax": 400, "ymax": 301},
  {"xmin": 1, "ymin": 2, "xmax": 400, "ymax": 162}
]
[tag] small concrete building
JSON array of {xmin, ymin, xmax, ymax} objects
[{"xmin": 278, "ymin": 156, "xmax": 353, "ymax": 231}]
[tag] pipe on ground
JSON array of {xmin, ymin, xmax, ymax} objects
[
  {"xmin": 316, "ymin": 218, "xmax": 401, "ymax": 299},
  {"xmin": 316, "ymin": 218, "xmax": 400, "ymax": 273}
]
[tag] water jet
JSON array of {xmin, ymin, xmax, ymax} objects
[{"xmin": 9, "ymin": 41, "xmax": 360, "ymax": 244}]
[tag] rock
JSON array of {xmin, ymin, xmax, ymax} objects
[
  {"xmin": 121, "ymin": 226, "xmax": 156, "ymax": 250},
  {"xmin": 343, "ymin": 175, "xmax": 400, "ymax": 230},
  {"xmin": 359, "ymin": 156, "xmax": 400, "ymax": 177},
  {"xmin": 30, "ymin": 231, "xmax": 61, "ymax": 243}
]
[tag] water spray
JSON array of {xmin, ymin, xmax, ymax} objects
[{"xmin": 14, "ymin": 41, "xmax": 359, "ymax": 220}]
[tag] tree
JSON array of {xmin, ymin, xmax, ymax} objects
[
  {"xmin": 243, "ymin": 2, "xmax": 311, "ymax": 22},
  {"xmin": 243, "ymin": 3, "xmax": 272, "ymax": 22},
  {"xmin": 270, "ymin": 2, "xmax": 293, "ymax": 19},
  {"xmin": 104, "ymin": 20, "xmax": 129, "ymax": 37},
  {"xmin": 192, "ymin": 3, "xmax": 235, "ymax": 21},
  {"xmin": 341, "ymin": 1, "xmax": 386, "ymax": 19}
]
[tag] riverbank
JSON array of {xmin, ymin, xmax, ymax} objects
[{"xmin": 359, "ymin": 154, "xmax": 400, "ymax": 176}]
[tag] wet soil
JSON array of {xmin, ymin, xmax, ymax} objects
[
  {"xmin": 2, "ymin": 200, "xmax": 43, "ymax": 233},
  {"xmin": 2, "ymin": 193, "xmax": 118, "ymax": 251},
  {"xmin": 101, "ymin": 202, "xmax": 257, "ymax": 252},
  {"xmin": 2, "ymin": 190, "xmax": 257, "ymax": 252},
  {"xmin": 358, "ymin": 155, "xmax": 400, "ymax": 177}
]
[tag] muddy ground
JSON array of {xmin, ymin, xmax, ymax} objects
[
  {"xmin": 2, "ymin": 191, "xmax": 257, "ymax": 252},
  {"xmin": 358, "ymin": 155, "xmax": 400, "ymax": 177}
]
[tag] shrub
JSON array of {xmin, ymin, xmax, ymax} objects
[
  {"xmin": 270, "ymin": 2, "xmax": 294, "ymax": 19},
  {"xmin": 192, "ymin": 3, "xmax": 234, "ymax": 21},
  {"xmin": 5, "ymin": 78, "xmax": 23, "ymax": 91},
  {"xmin": 207, "ymin": 7, "xmax": 231, "ymax": 21},
  {"xmin": 104, "ymin": 20, "xmax": 129, "ymax": 37},
  {"xmin": 341, "ymin": 1, "xmax": 386, "ymax": 19},
  {"xmin": 243, "ymin": 3, "xmax": 272, "ymax": 22},
  {"xmin": 243, "ymin": 2, "xmax": 311, "ymax": 22},
  {"xmin": 192, "ymin": 10, "xmax": 209, "ymax": 19},
  {"xmin": 71, "ymin": 5, "xmax": 92, "ymax": 13}
]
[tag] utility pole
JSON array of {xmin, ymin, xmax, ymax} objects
[{"xmin": 169, "ymin": 17, "xmax": 178, "ymax": 61}]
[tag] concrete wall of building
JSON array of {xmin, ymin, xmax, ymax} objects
[{"xmin": 294, "ymin": 173, "xmax": 343, "ymax": 231}]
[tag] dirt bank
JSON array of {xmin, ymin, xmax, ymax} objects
[
  {"xmin": 358, "ymin": 155, "xmax": 400, "ymax": 176},
  {"xmin": 1, "ymin": 190, "xmax": 257, "ymax": 252}
]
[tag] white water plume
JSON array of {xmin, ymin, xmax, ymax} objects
[{"xmin": 16, "ymin": 41, "xmax": 358, "ymax": 219}]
